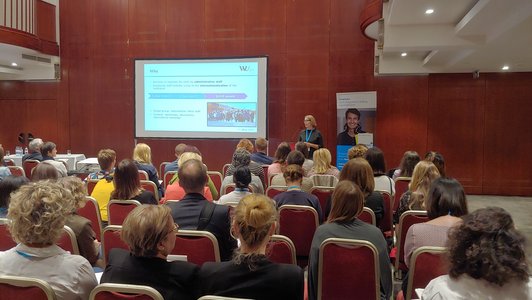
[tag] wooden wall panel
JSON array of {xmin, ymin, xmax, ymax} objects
[
  {"xmin": 243, "ymin": 0, "xmax": 287, "ymax": 54},
  {"xmin": 128, "ymin": 0, "xmax": 167, "ymax": 57},
  {"xmin": 165, "ymin": 0, "xmax": 205, "ymax": 56},
  {"xmin": 204, "ymin": 0, "xmax": 245, "ymax": 56},
  {"xmin": 286, "ymin": 0, "xmax": 330, "ymax": 53}
]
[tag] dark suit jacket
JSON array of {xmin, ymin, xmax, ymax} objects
[
  {"xmin": 101, "ymin": 248, "xmax": 198, "ymax": 300},
  {"xmin": 195, "ymin": 257, "xmax": 304, "ymax": 300},
  {"xmin": 167, "ymin": 193, "xmax": 237, "ymax": 261}
]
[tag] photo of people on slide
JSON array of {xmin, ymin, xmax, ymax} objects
[{"xmin": 207, "ymin": 102, "xmax": 257, "ymax": 127}]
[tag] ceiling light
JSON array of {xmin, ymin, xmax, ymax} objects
[
  {"xmin": 502, "ymin": 65, "xmax": 509, "ymax": 70},
  {"xmin": 401, "ymin": 52, "xmax": 407, "ymax": 57},
  {"xmin": 425, "ymin": 9, "xmax": 434, "ymax": 14},
  {"xmin": 11, "ymin": 62, "xmax": 17, "ymax": 67}
]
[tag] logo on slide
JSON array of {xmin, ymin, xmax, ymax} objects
[{"xmin": 239, "ymin": 65, "xmax": 251, "ymax": 72}]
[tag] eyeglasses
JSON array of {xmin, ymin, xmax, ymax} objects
[{"xmin": 167, "ymin": 223, "xmax": 179, "ymax": 235}]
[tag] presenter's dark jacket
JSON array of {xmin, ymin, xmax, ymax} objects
[
  {"xmin": 167, "ymin": 193, "xmax": 237, "ymax": 261},
  {"xmin": 336, "ymin": 129, "xmax": 366, "ymax": 146},
  {"xmin": 195, "ymin": 256, "xmax": 304, "ymax": 300},
  {"xmin": 101, "ymin": 248, "xmax": 199, "ymax": 300},
  {"xmin": 298, "ymin": 129, "xmax": 324, "ymax": 158}
]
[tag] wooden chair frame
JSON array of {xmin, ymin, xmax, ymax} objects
[{"xmin": 90, "ymin": 283, "xmax": 163, "ymax": 300}]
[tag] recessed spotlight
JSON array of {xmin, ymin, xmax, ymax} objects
[
  {"xmin": 11, "ymin": 62, "xmax": 17, "ymax": 67},
  {"xmin": 401, "ymin": 52, "xmax": 408, "ymax": 57},
  {"xmin": 425, "ymin": 9, "xmax": 434, "ymax": 14},
  {"xmin": 502, "ymin": 65, "xmax": 509, "ymax": 70}
]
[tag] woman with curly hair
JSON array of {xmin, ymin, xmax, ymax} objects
[{"xmin": 422, "ymin": 207, "xmax": 532, "ymax": 299}]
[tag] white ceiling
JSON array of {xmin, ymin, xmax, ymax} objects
[
  {"xmin": 0, "ymin": 43, "xmax": 59, "ymax": 80},
  {"xmin": 376, "ymin": 0, "xmax": 532, "ymax": 74}
]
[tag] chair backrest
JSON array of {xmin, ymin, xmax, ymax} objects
[
  {"xmin": 0, "ymin": 275, "xmax": 56, "ymax": 300},
  {"xmin": 267, "ymin": 172, "xmax": 278, "ymax": 187},
  {"xmin": 266, "ymin": 234, "xmax": 297, "ymax": 265},
  {"xmin": 222, "ymin": 164, "xmax": 231, "ymax": 176},
  {"xmin": 90, "ymin": 283, "xmax": 163, "ymax": 300},
  {"xmin": 198, "ymin": 296, "xmax": 252, "ymax": 300},
  {"xmin": 23, "ymin": 159, "xmax": 40, "ymax": 179},
  {"xmin": 101, "ymin": 225, "xmax": 129, "ymax": 265},
  {"xmin": 394, "ymin": 177, "xmax": 411, "ymax": 213},
  {"xmin": 159, "ymin": 162, "xmax": 171, "ymax": 179},
  {"xmin": 57, "ymin": 225, "xmax": 80, "ymax": 255},
  {"xmin": 406, "ymin": 246, "xmax": 447, "ymax": 300},
  {"xmin": 310, "ymin": 186, "xmax": 335, "ymax": 214},
  {"xmin": 4, "ymin": 158, "xmax": 15, "ymax": 166},
  {"xmin": 222, "ymin": 183, "xmax": 236, "ymax": 195},
  {"xmin": 164, "ymin": 171, "xmax": 177, "ymax": 188},
  {"xmin": 318, "ymin": 238, "xmax": 380, "ymax": 300},
  {"xmin": 207, "ymin": 171, "xmax": 223, "ymax": 200},
  {"xmin": 7, "ymin": 165, "xmax": 25, "ymax": 177},
  {"xmin": 278, "ymin": 205, "xmax": 319, "ymax": 259},
  {"xmin": 395, "ymin": 210, "xmax": 428, "ymax": 273},
  {"xmin": 172, "ymin": 230, "xmax": 221, "ymax": 265},
  {"xmin": 140, "ymin": 180, "xmax": 159, "ymax": 201},
  {"xmin": 310, "ymin": 174, "xmax": 338, "ymax": 187},
  {"xmin": 358, "ymin": 207, "xmax": 376, "ymax": 225},
  {"xmin": 265, "ymin": 185, "xmax": 288, "ymax": 198},
  {"xmin": 0, "ymin": 218, "xmax": 16, "ymax": 251},
  {"xmin": 262, "ymin": 165, "xmax": 269, "ymax": 188},
  {"xmin": 77, "ymin": 196, "xmax": 103, "ymax": 241},
  {"xmin": 138, "ymin": 170, "xmax": 149, "ymax": 181},
  {"xmin": 375, "ymin": 190, "xmax": 393, "ymax": 233},
  {"xmin": 87, "ymin": 179, "xmax": 100, "ymax": 195},
  {"xmin": 107, "ymin": 200, "xmax": 142, "ymax": 225}
]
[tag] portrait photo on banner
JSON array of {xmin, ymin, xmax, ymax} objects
[{"xmin": 335, "ymin": 91, "xmax": 377, "ymax": 170}]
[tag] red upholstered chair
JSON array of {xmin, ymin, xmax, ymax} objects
[
  {"xmin": 138, "ymin": 170, "xmax": 149, "ymax": 181},
  {"xmin": 310, "ymin": 186, "xmax": 335, "ymax": 216},
  {"xmin": 359, "ymin": 207, "xmax": 376, "ymax": 226},
  {"xmin": 265, "ymin": 186, "xmax": 288, "ymax": 198},
  {"xmin": 0, "ymin": 218, "xmax": 16, "ymax": 251},
  {"xmin": 376, "ymin": 190, "xmax": 393, "ymax": 235},
  {"xmin": 57, "ymin": 225, "xmax": 80, "ymax": 255},
  {"xmin": 318, "ymin": 238, "xmax": 380, "ymax": 300},
  {"xmin": 394, "ymin": 177, "xmax": 411, "ymax": 214},
  {"xmin": 23, "ymin": 159, "xmax": 40, "ymax": 179},
  {"xmin": 222, "ymin": 164, "xmax": 231, "ymax": 176},
  {"xmin": 90, "ymin": 283, "xmax": 163, "ymax": 300},
  {"xmin": 405, "ymin": 246, "xmax": 447, "ymax": 300},
  {"xmin": 101, "ymin": 225, "xmax": 128, "ymax": 265},
  {"xmin": 395, "ymin": 210, "xmax": 428, "ymax": 279},
  {"xmin": 222, "ymin": 183, "xmax": 236, "ymax": 195},
  {"xmin": 171, "ymin": 230, "xmax": 220, "ymax": 265},
  {"xmin": 278, "ymin": 205, "xmax": 319, "ymax": 267},
  {"xmin": 86, "ymin": 179, "xmax": 99, "ymax": 195},
  {"xmin": 266, "ymin": 234, "xmax": 297, "ymax": 265},
  {"xmin": 0, "ymin": 275, "xmax": 56, "ymax": 300},
  {"xmin": 140, "ymin": 180, "xmax": 159, "ymax": 201},
  {"xmin": 163, "ymin": 171, "xmax": 177, "ymax": 188},
  {"xmin": 309, "ymin": 174, "xmax": 338, "ymax": 187},
  {"xmin": 3, "ymin": 158, "xmax": 15, "ymax": 166},
  {"xmin": 107, "ymin": 200, "xmax": 142, "ymax": 225},
  {"xmin": 207, "ymin": 171, "xmax": 223, "ymax": 200},
  {"xmin": 77, "ymin": 196, "xmax": 103, "ymax": 241},
  {"xmin": 7, "ymin": 166, "xmax": 25, "ymax": 177},
  {"xmin": 159, "ymin": 162, "xmax": 171, "ymax": 179},
  {"xmin": 262, "ymin": 165, "xmax": 269, "ymax": 188}
]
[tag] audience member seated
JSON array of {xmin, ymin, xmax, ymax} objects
[
  {"xmin": 133, "ymin": 143, "xmax": 164, "ymax": 198},
  {"xmin": 195, "ymin": 194, "xmax": 304, "ymax": 299},
  {"xmin": 424, "ymin": 151, "xmax": 446, "ymax": 177},
  {"xmin": 101, "ymin": 205, "xmax": 199, "ymax": 300},
  {"xmin": 21, "ymin": 138, "xmax": 43, "ymax": 162},
  {"xmin": 164, "ymin": 143, "xmax": 187, "ymax": 173},
  {"xmin": 399, "ymin": 177, "xmax": 469, "ymax": 296},
  {"xmin": 271, "ymin": 151, "xmax": 314, "ymax": 192},
  {"xmin": 394, "ymin": 161, "xmax": 440, "ymax": 224},
  {"xmin": 267, "ymin": 142, "xmax": 291, "ymax": 175},
  {"xmin": 251, "ymin": 137, "xmax": 273, "ymax": 165},
  {"xmin": 167, "ymin": 159, "xmax": 237, "ymax": 261},
  {"xmin": 392, "ymin": 150, "xmax": 420, "ymax": 180},
  {"xmin": 295, "ymin": 142, "xmax": 313, "ymax": 176},
  {"xmin": 308, "ymin": 181, "xmax": 392, "ymax": 300},
  {"xmin": 307, "ymin": 148, "xmax": 339, "ymax": 178},
  {"xmin": 111, "ymin": 159, "xmax": 157, "ymax": 204},
  {"xmin": 40, "ymin": 141, "xmax": 68, "ymax": 177},
  {"xmin": 163, "ymin": 152, "xmax": 213, "ymax": 202},
  {"xmin": 0, "ymin": 146, "xmax": 12, "ymax": 181},
  {"xmin": 0, "ymin": 180, "xmax": 98, "ymax": 299},
  {"xmin": 422, "ymin": 207, "xmax": 532, "ymax": 299},
  {"xmin": 88, "ymin": 149, "xmax": 117, "ymax": 223},
  {"xmin": 236, "ymin": 138, "xmax": 255, "ymax": 154},
  {"xmin": 0, "ymin": 176, "xmax": 29, "ymax": 218},
  {"xmin": 31, "ymin": 162, "xmax": 60, "ymax": 181},
  {"xmin": 222, "ymin": 149, "xmax": 264, "ymax": 194},
  {"xmin": 225, "ymin": 148, "xmax": 265, "ymax": 184},
  {"xmin": 365, "ymin": 147, "xmax": 395, "ymax": 195},
  {"xmin": 59, "ymin": 176, "xmax": 102, "ymax": 268},
  {"xmin": 218, "ymin": 166, "xmax": 252, "ymax": 205},
  {"xmin": 347, "ymin": 143, "xmax": 368, "ymax": 160},
  {"xmin": 273, "ymin": 164, "xmax": 322, "ymax": 223}
]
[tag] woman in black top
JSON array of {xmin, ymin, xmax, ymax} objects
[
  {"xmin": 336, "ymin": 108, "xmax": 365, "ymax": 145},
  {"xmin": 298, "ymin": 115, "xmax": 323, "ymax": 159},
  {"xmin": 111, "ymin": 159, "xmax": 157, "ymax": 204}
]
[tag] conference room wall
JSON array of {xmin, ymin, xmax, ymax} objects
[{"xmin": 0, "ymin": 0, "xmax": 531, "ymax": 196}]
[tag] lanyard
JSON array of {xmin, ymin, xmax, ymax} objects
[{"xmin": 305, "ymin": 129, "xmax": 314, "ymax": 142}]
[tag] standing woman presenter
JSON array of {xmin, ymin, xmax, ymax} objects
[{"xmin": 298, "ymin": 115, "xmax": 323, "ymax": 159}]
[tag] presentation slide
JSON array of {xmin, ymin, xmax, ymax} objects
[{"xmin": 135, "ymin": 57, "xmax": 268, "ymax": 139}]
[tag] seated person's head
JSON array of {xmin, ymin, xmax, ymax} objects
[
  {"xmin": 0, "ymin": 176, "xmax": 29, "ymax": 210},
  {"xmin": 426, "ymin": 177, "xmax": 468, "ymax": 219},
  {"xmin": 178, "ymin": 152, "xmax": 203, "ymax": 168},
  {"xmin": 178, "ymin": 159, "xmax": 208, "ymax": 194},
  {"xmin": 97, "ymin": 149, "xmax": 116, "ymax": 172},
  {"xmin": 174, "ymin": 143, "xmax": 187, "ymax": 159},
  {"xmin": 7, "ymin": 180, "xmax": 75, "ymax": 246},
  {"xmin": 31, "ymin": 163, "xmax": 59, "ymax": 181},
  {"xmin": 399, "ymin": 151, "xmax": 420, "ymax": 177},
  {"xmin": 112, "ymin": 159, "xmax": 141, "ymax": 200},
  {"xmin": 273, "ymin": 142, "xmax": 291, "ymax": 164},
  {"xmin": 237, "ymin": 139, "xmax": 254, "ymax": 153},
  {"xmin": 255, "ymin": 138, "xmax": 268, "ymax": 152},
  {"xmin": 0, "ymin": 145, "xmax": 5, "ymax": 162},
  {"xmin": 121, "ymin": 205, "xmax": 177, "ymax": 258},
  {"xmin": 231, "ymin": 148, "xmax": 251, "ymax": 168},
  {"xmin": 133, "ymin": 143, "xmax": 152, "ymax": 164},
  {"xmin": 447, "ymin": 207, "xmax": 529, "ymax": 287},
  {"xmin": 339, "ymin": 157, "xmax": 375, "ymax": 195},
  {"xmin": 364, "ymin": 147, "xmax": 386, "ymax": 175},
  {"xmin": 58, "ymin": 176, "xmax": 88, "ymax": 210},
  {"xmin": 424, "ymin": 151, "xmax": 446, "ymax": 177},
  {"xmin": 233, "ymin": 166, "xmax": 252, "ymax": 189},
  {"xmin": 312, "ymin": 148, "xmax": 333, "ymax": 172},
  {"xmin": 347, "ymin": 144, "xmax": 368, "ymax": 160},
  {"xmin": 328, "ymin": 180, "xmax": 365, "ymax": 224},
  {"xmin": 295, "ymin": 142, "xmax": 309, "ymax": 159},
  {"xmin": 286, "ymin": 150, "xmax": 305, "ymax": 167},
  {"xmin": 40, "ymin": 141, "xmax": 57, "ymax": 158},
  {"xmin": 28, "ymin": 138, "xmax": 43, "ymax": 153},
  {"xmin": 283, "ymin": 164, "xmax": 304, "ymax": 185}
]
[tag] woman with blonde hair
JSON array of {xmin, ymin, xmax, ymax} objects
[
  {"xmin": 298, "ymin": 114, "xmax": 323, "ymax": 158},
  {"xmin": 196, "ymin": 194, "xmax": 304, "ymax": 299},
  {"xmin": 308, "ymin": 180, "xmax": 392, "ymax": 300},
  {"xmin": 112, "ymin": 159, "xmax": 157, "ymax": 204},
  {"xmin": 308, "ymin": 148, "xmax": 339, "ymax": 178},
  {"xmin": 133, "ymin": 143, "xmax": 163, "ymax": 198},
  {"xmin": 393, "ymin": 160, "xmax": 440, "ymax": 223},
  {"xmin": 0, "ymin": 181, "xmax": 97, "ymax": 299},
  {"xmin": 101, "ymin": 205, "xmax": 199, "ymax": 300},
  {"xmin": 163, "ymin": 152, "xmax": 214, "ymax": 202}
]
